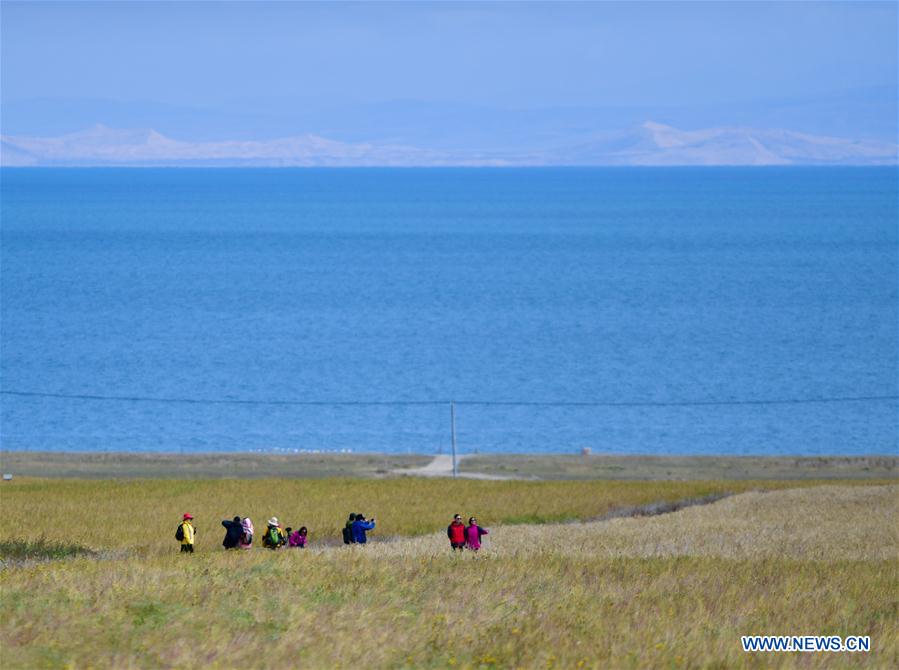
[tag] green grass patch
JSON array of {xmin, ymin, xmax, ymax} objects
[{"xmin": 0, "ymin": 538, "xmax": 95, "ymax": 562}]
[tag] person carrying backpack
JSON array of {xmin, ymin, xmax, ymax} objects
[
  {"xmin": 465, "ymin": 516, "xmax": 489, "ymax": 552},
  {"xmin": 351, "ymin": 513, "xmax": 376, "ymax": 544},
  {"xmin": 263, "ymin": 517, "xmax": 285, "ymax": 549},
  {"xmin": 176, "ymin": 513, "xmax": 196, "ymax": 553},
  {"xmin": 447, "ymin": 514, "xmax": 465, "ymax": 551},
  {"xmin": 239, "ymin": 517, "xmax": 254, "ymax": 549},
  {"xmin": 343, "ymin": 513, "xmax": 357, "ymax": 544},
  {"xmin": 221, "ymin": 516, "xmax": 243, "ymax": 550}
]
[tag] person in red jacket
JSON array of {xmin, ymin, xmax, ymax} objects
[{"xmin": 447, "ymin": 513, "xmax": 466, "ymax": 551}]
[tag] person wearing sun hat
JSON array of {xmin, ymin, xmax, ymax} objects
[
  {"xmin": 177, "ymin": 513, "xmax": 196, "ymax": 553},
  {"xmin": 262, "ymin": 516, "xmax": 285, "ymax": 549}
]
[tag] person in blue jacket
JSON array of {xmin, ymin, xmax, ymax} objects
[{"xmin": 352, "ymin": 513, "xmax": 376, "ymax": 544}]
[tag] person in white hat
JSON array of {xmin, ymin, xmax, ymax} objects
[{"xmin": 263, "ymin": 516, "xmax": 285, "ymax": 549}]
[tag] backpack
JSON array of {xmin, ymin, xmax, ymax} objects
[
  {"xmin": 175, "ymin": 523, "xmax": 184, "ymax": 542},
  {"xmin": 265, "ymin": 527, "xmax": 281, "ymax": 547}
]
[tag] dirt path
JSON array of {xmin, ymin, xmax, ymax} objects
[{"xmin": 395, "ymin": 454, "xmax": 526, "ymax": 480}]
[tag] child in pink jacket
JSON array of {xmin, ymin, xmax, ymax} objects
[{"xmin": 465, "ymin": 517, "xmax": 488, "ymax": 551}]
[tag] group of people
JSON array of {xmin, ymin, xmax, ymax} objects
[
  {"xmin": 177, "ymin": 514, "xmax": 308, "ymax": 552},
  {"xmin": 447, "ymin": 514, "xmax": 489, "ymax": 552},
  {"xmin": 176, "ymin": 512, "xmax": 488, "ymax": 553},
  {"xmin": 219, "ymin": 515, "xmax": 308, "ymax": 550}
]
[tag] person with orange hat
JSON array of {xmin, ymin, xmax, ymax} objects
[{"xmin": 176, "ymin": 513, "xmax": 196, "ymax": 553}]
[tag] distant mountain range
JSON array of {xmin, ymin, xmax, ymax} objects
[
  {"xmin": 554, "ymin": 122, "xmax": 897, "ymax": 166},
  {"xmin": 2, "ymin": 122, "xmax": 896, "ymax": 167}
]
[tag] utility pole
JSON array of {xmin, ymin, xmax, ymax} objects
[{"xmin": 450, "ymin": 400, "xmax": 457, "ymax": 478}]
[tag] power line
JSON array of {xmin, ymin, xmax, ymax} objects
[
  {"xmin": 456, "ymin": 396, "xmax": 899, "ymax": 408},
  {"xmin": 1, "ymin": 389, "xmax": 896, "ymax": 408},
  {"xmin": 0, "ymin": 390, "xmax": 445, "ymax": 407}
]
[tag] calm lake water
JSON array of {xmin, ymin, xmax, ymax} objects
[{"xmin": 1, "ymin": 168, "xmax": 896, "ymax": 455}]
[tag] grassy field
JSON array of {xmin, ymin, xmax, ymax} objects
[
  {"xmin": 0, "ymin": 477, "xmax": 808, "ymax": 551},
  {"xmin": 0, "ymin": 451, "xmax": 431, "ymax": 479},
  {"xmin": 460, "ymin": 454, "xmax": 899, "ymax": 480},
  {"xmin": 1, "ymin": 477, "xmax": 896, "ymax": 668}
]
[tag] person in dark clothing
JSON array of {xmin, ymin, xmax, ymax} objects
[
  {"xmin": 447, "ymin": 514, "xmax": 466, "ymax": 551},
  {"xmin": 222, "ymin": 516, "xmax": 243, "ymax": 549},
  {"xmin": 343, "ymin": 513, "xmax": 357, "ymax": 544},
  {"xmin": 351, "ymin": 513, "xmax": 376, "ymax": 544}
]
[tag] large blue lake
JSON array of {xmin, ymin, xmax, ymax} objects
[{"xmin": 1, "ymin": 168, "xmax": 896, "ymax": 455}]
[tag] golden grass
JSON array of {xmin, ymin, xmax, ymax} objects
[
  {"xmin": 1, "ymin": 481, "xmax": 896, "ymax": 668},
  {"xmin": 369, "ymin": 484, "xmax": 899, "ymax": 562},
  {"xmin": 0, "ymin": 477, "xmax": 823, "ymax": 554}
]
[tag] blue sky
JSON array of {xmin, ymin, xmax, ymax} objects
[{"xmin": 1, "ymin": 1, "xmax": 896, "ymax": 142}]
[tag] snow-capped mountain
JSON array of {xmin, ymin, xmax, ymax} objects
[
  {"xmin": 2, "ymin": 122, "xmax": 895, "ymax": 167},
  {"xmin": 554, "ymin": 122, "xmax": 897, "ymax": 165}
]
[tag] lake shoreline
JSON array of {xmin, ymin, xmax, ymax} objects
[{"xmin": 0, "ymin": 450, "xmax": 895, "ymax": 480}]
